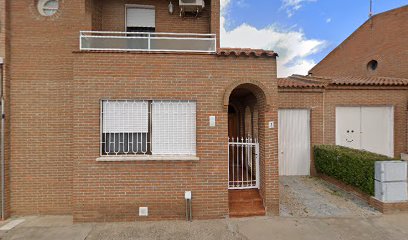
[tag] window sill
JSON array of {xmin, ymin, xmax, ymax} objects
[{"xmin": 96, "ymin": 155, "xmax": 200, "ymax": 162}]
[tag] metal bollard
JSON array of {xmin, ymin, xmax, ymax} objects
[{"xmin": 185, "ymin": 191, "xmax": 192, "ymax": 221}]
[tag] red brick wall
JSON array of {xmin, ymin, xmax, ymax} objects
[
  {"xmin": 309, "ymin": 6, "xmax": 408, "ymax": 78},
  {"xmin": 7, "ymin": 0, "xmax": 222, "ymax": 220},
  {"xmin": 0, "ymin": 0, "xmax": 5, "ymax": 58},
  {"xmin": 72, "ymin": 52, "xmax": 278, "ymax": 222},
  {"xmin": 7, "ymin": 0, "xmax": 90, "ymax": 216},
  {"xmin": 0, "ymin": 0, "xmax": 8, "ymax": 220},
  {"xmin": 97, "ymin": 0, "xmax": 211, "ymax": 34}
]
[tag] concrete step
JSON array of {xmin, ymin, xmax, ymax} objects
[
  {"xmin": 229, "ymin": 208, "xmax": 266, "ymax": 218},
  {"xmin": 228, "ymin": 189, "xmax": 265, "ymax": 218}
]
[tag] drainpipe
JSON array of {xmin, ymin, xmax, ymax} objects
[{"xmin": 0, "ymin": 57, "xmax": 4, "ymax": 220}]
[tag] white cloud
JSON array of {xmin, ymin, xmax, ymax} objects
[
  {"xmin": 281, "ymin": 0, "xmax": 317, "ymax": 17},
  {"xmin": 326, "ymin": 18, "xmax": 332, "ymax": 23},
  {"xmin": 221, "ymin": 0, "xmax": 231, "ymax": 12},
  {"xmin": 220, "ymin": 1, "xmax": 326, "ymax": 77}
]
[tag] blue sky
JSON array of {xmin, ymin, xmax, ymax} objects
[{"xmin": 220, "ymin": 0, "xmax": 408, "ymax": 77}]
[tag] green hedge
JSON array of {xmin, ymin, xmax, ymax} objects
[{"xmin": 314, "ymin": 145, "xmax": 393, "ymax": 196}]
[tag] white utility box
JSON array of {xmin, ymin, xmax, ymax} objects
[
  {"xmin": 375, "ymin": 161, "xmax": 407, "ymax": 182},
  {"xmin": 375, "ymin": 180, "xmax": 408, "ymax": 202}
]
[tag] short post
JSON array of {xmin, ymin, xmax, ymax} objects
[{"xmin": 185, "ymin": 191, "xmax": 192, "ymax": 221}]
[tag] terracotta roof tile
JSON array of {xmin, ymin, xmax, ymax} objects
[
  {"xmin": 278, "ymin": 77, "xmax": 326, "ymax": 88},
  {"xmin": 278, "ymin": 75, "xmax": 408, "ymax": 88},
  {"xmin": 217, "ymin": 48, "xmax": 278, "ymax": 58},
  {"xmin": 278, "ymin": 75, "xmax": 328, "ymax": 88},
  {"xmin": 329, "ymin": 76, "xmax": 408, "ymax": 86}
]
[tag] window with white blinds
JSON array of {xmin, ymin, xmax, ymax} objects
[
  {"xmin": 101, "ymin": 100, "xmax": 196, "ymax": 156},
  {"xmin": 101, "ymin": 100, "xmax": 150, "ymax": 155},
  {"xmin": 152, "ymin": 101, "xmax": 196, "ymax": 155},
  {"xmin": 126, "ymin": 5, "xmax": 155, "ymax": 32}
]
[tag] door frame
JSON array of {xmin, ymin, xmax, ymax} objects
[{"xmin": 278, "ymin": 108, "xmax": 311, "ymax": 176}]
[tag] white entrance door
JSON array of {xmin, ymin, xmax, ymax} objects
[
  {"xmin": 336, "ymin": 106, "xmax": 394, "ymax": 157},
  {"xmin": 278, "ymin": 109, "xmax": 311, "ymax": 176}
]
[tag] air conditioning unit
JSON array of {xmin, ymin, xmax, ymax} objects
[{"xmin": 179, "ymin": 0, "xmax": 205, "ymax": 15}]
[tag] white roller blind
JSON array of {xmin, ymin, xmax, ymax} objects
[
  {"xmin": 102, "ymin": 100, "xmax": 149, "ymax": 133},
  {"xmin": 151, "ymin": 101, "xmax": 196, "ymax": 155},
  {"xmin": 126, "ymin": 7, "xmax": 155, "ymax": 28}
]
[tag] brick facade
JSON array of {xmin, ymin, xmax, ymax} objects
[
  {"xmin": 95, "ymin": 0, "xmax": 211, "ymax": 33},
  {"xmin": 4, "ymin": 0, "xmax": 279, "ymax": 221},
  {"xmin": 309, "ymin": 6, "xmax": 408, "ymax": 78},
  {"xmin": 72, "ymin": 52, "xmax": 278, "ymax": 222},
  {"xmin": 0, "ymin": 0, "xmax": 5, "ymax": 58}
]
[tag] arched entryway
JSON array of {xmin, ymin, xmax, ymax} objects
[
  {"xmin": 228, "ymin": 88, "xmax": 260, "ymax": 189},
  {"xmin": 225, "ymin": 82, "xmax": 270, "ymax": 217}
]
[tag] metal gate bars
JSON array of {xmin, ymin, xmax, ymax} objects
[{"xmin": 228, "ymin": 138, "xmax": 260, "ymax": 189}]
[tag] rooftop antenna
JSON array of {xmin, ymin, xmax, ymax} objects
[{"xmin": 369, "ymin": 0, "xmax": 373, "ymax": 18}]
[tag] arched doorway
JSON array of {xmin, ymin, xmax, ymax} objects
[
  {"xmin": 228, "ymin": 87, "xmax": 261, "ymax": 189},
  {"xmin": 226, "ymin": 83, "xmax": 269, "ymax": 217}
]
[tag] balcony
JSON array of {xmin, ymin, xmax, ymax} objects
[{"xmin": 79, "ymin": 31, "xmax": 217, "ymax": 53}]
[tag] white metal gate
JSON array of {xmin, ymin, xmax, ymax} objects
[{"xmin": 228, "ymin": 138, "xmax": 260, "ymax": 189}]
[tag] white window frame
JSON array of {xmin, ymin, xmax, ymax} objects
[
  {"xmin": 124, "ymin": 4, "xmax": 156, "ymax": 31},
  {"xmin": 37, "ymin": 0, "xmax": 59, "ymax": 16},
  {"xmin": 99, "ymin": 100, "xmax": 198, "ymax": 161}
]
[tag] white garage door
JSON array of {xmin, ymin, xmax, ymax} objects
[
  {"xmin": 336, "ymin": 106, "xmax": 394, "ymax": 157},
  {"xmin": 279, "ymin": 109, "xmax": 311, "ymax": 176}
]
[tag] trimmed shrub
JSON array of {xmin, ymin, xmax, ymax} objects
[{"xmin": 314, "ymin": 145, "xmax": 393, "ymax": 196}]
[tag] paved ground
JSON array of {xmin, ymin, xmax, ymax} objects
[
  {"xmin": 280, "ymin": 176, "xmax": 380, "ymax": 217},
  {"xmin": 0, "ymin": 177, "xmax": 405, "ymax": 240},
  {"xmin": 1, "ymin": 214, "xmax": 408, "ymax": 240}
]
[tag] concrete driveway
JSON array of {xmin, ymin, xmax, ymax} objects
[
  {"xmin": 280, "ymin": 176, "xmax": 380, "ymax": 217},
  {"xmin": 1, "ymin": 214, "xmax": 408, "ymax": 240}
]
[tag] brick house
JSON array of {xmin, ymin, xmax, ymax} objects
[
  {"xmin": 1, "ymin": 0, "xmax": 280, "ymax": 222},
  {"xmin": 278, "ymin": 5, "xmax": 408, "ymax": 176},
  {"xmin": 0, "ymin": 1, "xmax": 406, "ymax": 222},
  {"xmin": 309, "ymin": 5, "xmax": 408, "ymax": 78}
]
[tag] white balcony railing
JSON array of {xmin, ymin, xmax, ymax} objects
[{"xmin": 80, "ymin": 31, "xmax": 216, "ymax": 53}]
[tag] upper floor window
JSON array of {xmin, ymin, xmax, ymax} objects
[
  {"xmin": 126, "ymin": 5, "xmax": 156, "ymax": 33},
  {"xmin": 37, "ymin": 0, "xmax": 59, "ymax": 16}
]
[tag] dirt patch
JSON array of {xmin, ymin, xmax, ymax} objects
[{"xmin": 280, "ymin": 176, "xmax": 380, "ymax": 217}]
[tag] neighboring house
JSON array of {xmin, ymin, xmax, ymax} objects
[
  {"xmin": 1, "ymin": 0, "xmax": 279, "ymax": 222},
  {"xmin": 309, "ymin": 5, "xmax": 408, "ymax": 78},
  {"xmin": 279, "ymin": 6, "xmax": 408, "ymax": 177}
]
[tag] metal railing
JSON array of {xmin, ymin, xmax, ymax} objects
[
  {"xmin": 80, "ymin": 31, "xmax": 216, "ymax": 53},
  {"xmin": 228, "ymin": 137, "xmax": 260, "ymax": 189}
]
